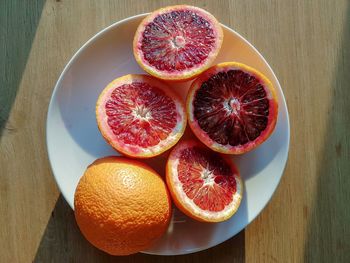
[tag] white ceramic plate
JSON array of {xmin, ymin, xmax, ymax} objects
[{"xmin": 46, "ymin": 14, "xmax": 290, "ymax": 255}]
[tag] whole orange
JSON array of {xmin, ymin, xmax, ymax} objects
[{"xmin": 74, "ymin": 156, "xmax": 171, "ymax": 255}]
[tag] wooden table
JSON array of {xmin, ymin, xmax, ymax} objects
[{"xmin": 1, "ymin": 0, "xmax": 349, "ymax": 262}]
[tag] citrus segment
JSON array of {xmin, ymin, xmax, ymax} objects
[
  {"xmin": 166, "ymin": 140, "xmax": 242, "ymax": 222},
  {"xmin": 133, "ymin": 5, "xmax": 223, "ymax": 81},
  {"xmin": 187, "ymin": 62, "xmax": 278, "ymax": 154},
  {"xmin": 96, "ymin": 74, "xmax": 186, "ymax": 158}
]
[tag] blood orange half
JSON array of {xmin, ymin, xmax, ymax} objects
[
  {"xmin": 133, "ymin": 5, "xmax": 223, "ymax": 81},
  {"xmin": 96, "ymin": 74, "xmax": 186, "ymax": 158},
  {"xmin": 187, "ymin": 62, "xmax": 278, "ymax": 154},
  {"xmin": 166, "ymin": 140, "xmax": 243, "ymax": 222}
]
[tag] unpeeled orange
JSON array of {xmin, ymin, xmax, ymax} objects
[{"xmin": 74, "ymin": 157, "xmax": 171, "ymax": 255}]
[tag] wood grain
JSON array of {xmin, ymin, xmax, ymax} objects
[{"xmin": 0, "ymin": 0, "xmax": 349, "ymax": 262}]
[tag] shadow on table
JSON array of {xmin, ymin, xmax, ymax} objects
[
  {"xmin": 303, "ymin": 3, "xmax": 350, "ymax": 262},
  {"xmin": 34, "ymin": 195, "xmax": 245, "ymax": 263},
  {"xmin": 0, "ymin": 0, "xmax": 46, "ymax": 137}
]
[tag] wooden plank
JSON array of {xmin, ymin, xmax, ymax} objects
[
  {"xmin": 243, "ymin": 1, "xmax": 350, "ymax": 262},
  {"xmin": 0, "ymin": 0, "xmax": 349, "ymax": 262}
]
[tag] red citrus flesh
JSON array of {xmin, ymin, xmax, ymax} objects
[
  {"xmin": 133, "ymin": 5, "xmax": 223, "ymax": 81},
  {"xmin": 187, "ymin": 62, "xmax": 278, "ymax": 154},
  {"xmin": 166, "ymin": 140, "xmax": 242, "ymax": 222},
  {"xmin": 96, "ymin": 74, "xmax": 186, "ymax": 158}
]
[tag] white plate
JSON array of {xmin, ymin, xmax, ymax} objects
[{"xmin": 46, "ymin": 14, "xmax": 290, "ymax": 255}]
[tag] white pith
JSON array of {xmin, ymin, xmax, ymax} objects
[
  {"xmin": 97, "ymin": 75, "xmax": 186, "ymax": 156},
  {"xmin": 170, "ymin": 155, "xmax": 242, "ymax": 221},
  {"xmin": 134, "ymin": 5, "xmax": 224, "ymax": 80},
  {"xmin": 171, "ymin": 35, "xmax": 186, "ymax": 49},
  {"xmin": 187, "ymin": 62, "xmax": 278, "ymax": 154},
  {"xmin": 132, "ymin": 105, "xmax": 152, "ymax": 121}
]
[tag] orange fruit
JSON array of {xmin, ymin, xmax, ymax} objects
[
  {"xmin": 96, "ymin": 74, "xmax": 186, "ymax": 158},
  {"xmin": 74, "ymin": 156, "xmax": 172, "ymax": 255},
  {"xmin": 186, "ymin": 62, "xmax": 279, "ymax": 154},
  {"xmin": 133, "ymin": 5, "xmax": 223, "ymax": 81},
  {"xmin": 166, "ymin": 140, "xmax": 242, "ymax": 222}
]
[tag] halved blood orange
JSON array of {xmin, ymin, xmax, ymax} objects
[
  {"xmin": 133, "ymin": 5, "xmax": 223, "ymax": 81},
  {"xmin": 96, "ymin": 74, "xmax": 186, "ymax": 158},
  {"xmin": 187, "ymin": 62, "xmax": 278, "ymax": 154},
  {"xmin": 166, "ymin": 140, "xmax": 242, "ymax": 222}
]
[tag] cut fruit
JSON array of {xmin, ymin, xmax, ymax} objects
[
  {"xmin": 166, "ymin": 140, "xmax": 242, "ymax": 222},
  {"xmin": 187, "ymin": 62, "xmax": 278, "ymax": 154},
  {"xmin": 133, "ymin": 5, "xmax": 223, "ymax": 81},
  {"xmin": 96, "ymin": 74, "xmax": 186, "ymax": 158}
]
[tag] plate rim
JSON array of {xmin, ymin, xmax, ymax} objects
[{"xmin": 46, "ymin": 13, "xmax": 290, "ymax": 256}]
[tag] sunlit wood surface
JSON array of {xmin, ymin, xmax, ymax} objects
[{"xmin": 0, "ymin": 0, "xmax": 349, "ymax": 262}]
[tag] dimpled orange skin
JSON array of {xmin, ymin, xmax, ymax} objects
[{"xmin": 74, "ymin": 157, "xmax": 172, "ymax": 256}]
